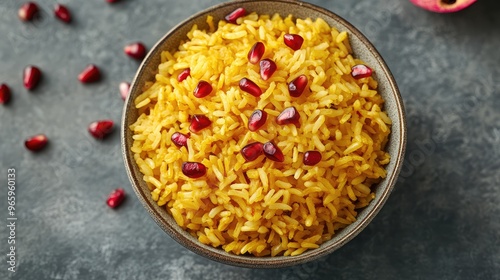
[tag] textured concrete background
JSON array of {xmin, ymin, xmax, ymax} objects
[{"xmin": 1, "ymin": 0, "xmax": 499, "ymax": 279}]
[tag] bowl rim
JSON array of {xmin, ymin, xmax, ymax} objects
[{"xmin": 121, "ymin": 0, "xmax": 407, "ymax": 268}]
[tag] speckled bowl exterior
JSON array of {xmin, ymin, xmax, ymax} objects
[{"xmin": 122, "ymin": 0, "xmax": 407, "ymax": 268}]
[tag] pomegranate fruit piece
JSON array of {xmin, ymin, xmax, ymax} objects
[
  {"xmin": 88, "ymin": 120, "xmax": 114, "ymax": 139},
  {"xmin": 189, "ymin": 115, "xmax": 212, "ymax": 133},
  {"xmin": 410, "ymin": 0, "xmax": 476, "ymax": 13},
  {"xmin": 241, "ymin": 142, "xmax": 264, "ymax": 162},
  {"xmin": 248, "ymin": 42, "xmax": 265, "ymax": 64},
  {"xmin": 18, "ymin": 2, "xmax": 38, "ymax": 21},
  {"xmin": 225, "ymin": 7, "xmax": 247, "ymax": 24},
  {"xmin": 259, "ymin": 59, "xmax": 277, "ymax": 81},
  {"xmin": 0, "ymin": 84, "xmax": 11, "ymax": 104},
  {"xmin": 124, "ymin": 42, "xmax": 147, "ymax": 60},
  {"xmin": 303, "ymin": 151, "xmax": 322, "ymax": 166},
  {"xmin": 239, "ymin": 78, "xmax": 262, "ymax": 97},
  {"xmin": 288, "ymin": 75, "xmax": 308, "ymax": 97},
  {"xmin": 177, "ymin": 68, "xmax": 190, "ymax": 82},
  {"xmin": 171, "ymin": 132, "xmax": 189, "ymax": 148},
  {"xmin": 351, "ymin": 64, "xmax": 373, "ymax": 79},
  {"xmin": 248, "ymin": 109, "xmax": 267, "ymax": 131},
  {"xmin": 54, "ymin": 4, "xmax": 72, "ymax": 23},
  {"xmin": 23, "ymin": 65, "xmax": 42, "ymax": 90},
  {"xmin": 119, "ymin": 82, "xmax": 130, "ymax": 101},
  {"xmin": 263, "ymin": 141, "xmax": 284, "ymax": 162},
  {"xmin": 276, "ymin": 106, "xmax": 300, "ymax": 126},
  {"xmin": 107, "ymin": 188, "xmax": 125, "ymax": 208},
  {"xmin": 182, "ymin": 162, "xmax": 207, "ymax": 178},
  {"xmin": 25, "ymin": 134, "xmax": 48, "ymax": 151},
  {"xmin": 78, "ymin": 64, "xmax": 101, "ymax": 83},
  {"xmin": 193, "ymin": 81, "xmax": 213, "ymax": 98},
  {"xmin": 284, "ymin": 34, "xmax": 304, "ymax": 51}
]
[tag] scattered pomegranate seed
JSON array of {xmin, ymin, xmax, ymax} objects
[
  {"xmin": 241, "ymin": 142, "xmax": 264, "ymax": 162},
  {"xmin": 18, "ymin": 2, "xmax": 38, "ymax": 21},
  {"xmin": 119, "ymin": 82, "xmax": 130, "ymax": 101},
  {"xmin": 248, "ymin": 42, "xmax": 265, "ymax": 64},
  {"xmin": 23, "ymin": 65, "xmax": 42, "ymax": 90},
  {"xmin": 189, "ymin": 115, "xmax": 211, "ymax": 133},
  {"xmin": 106, "ymin": 0, "xmax": 120, "ymax": 3},
  {"xmin": 182, "ymin": 162, "xmax": 207, "ymax": 178},
  {"xmin": 78, "ymin": 64, "xmax": 101, "ymax": 83},
  {"xmin": 107, "ymin": 188, "xmax": 125, "ymax": 208},
  {"xmin": 177, "ymin": 68, "xmax": 190, "ymax": 82},
  {"xmin": 239, "ymin": 78, "xmax": 262, "ymax": 97},
  {"xmin": 193, "ymin": 81, "xmax": 213, "ymax": 98},
  {"xmin": 88, "ymin": 120, "xmax": 114, "ymax": 139},
  {"xmin": 225, "ymin": 7, "xmax": 247, "ymax": 24},
  {"xmin": 248, "ymin": 109, "xmax": 267, "ymax": 131},
  {"xmin": 24, "ymin": 134, "xmax": 48, "ymax": 151},
  {"xmin": 303, "ymin": 151, "xmax": 322, "ymax": 166},
  {"xmin": 284, "ymin": 34, "xmax": 304, "ymax": 51},
  {"xmin": 54, "ymin": 4, "xmax": 72, "ymax": 23},
  {"xmin": 259, "ymin": 59, "xmax": 277, "ymax": 81},
  {"xmin": 171, "ymin": 132, "xmax": 189, "ymax": 148},
  {"xmin": 288, "ymin": 75, "xmax": 308, "ymax": 97},
  {"xmin": 263, "ymin": 141, "xmax": 284, "ymax": 162},
  {"xmin": 276, "ymin": 106, "xmax": 300, "ymax": 126},
  {"xmin": 124, "ymin": 42, "xmax": 147, "ymax": 60},
  {"xmin": 0, "ymin": 84, "xmax": 11, "ymax": 104},
  {"xmin": 351, "ymin": 64, "xmax": 373, "ymax": 79}
]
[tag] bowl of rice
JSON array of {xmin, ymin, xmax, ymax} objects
[{"xmin": 122, "ymin": 0, "xmax": 406, "ymax": 268}]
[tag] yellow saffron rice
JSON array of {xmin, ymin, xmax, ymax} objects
[{"xmin": 130, "ymin": 12, "xmax": 391, "ymax": 257}]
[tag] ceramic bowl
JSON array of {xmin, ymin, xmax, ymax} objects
[{"xmin": 122, "ymin": 0, "xmax": 407, "ymax": 268}]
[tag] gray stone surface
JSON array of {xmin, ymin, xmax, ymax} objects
[{"xmin": 1, "ymin": 0, "xmax": 499, "ymax": 279}]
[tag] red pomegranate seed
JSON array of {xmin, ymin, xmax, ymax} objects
[
  {"xmin": 239, "ymin": 78, "xmax": 262, "ymax": 97},
  {"xmin": 241, "ymin": 142, "xmax": 264, "ymax": 161},
  {"xmin": 106, "ymin": 0, "xmax": 120, "ymax": 3},
  {"xmin": 284, "ymin": 34, "xmax": 304, "ymax": 51},
  {"xmin": 107, "ymin": 188, "xmax": 125, "ymax": 208},
  {"xmin": 276, "ymin": 106, "xmax": 300, "ymax": 126},
  {"xmin": 54, "ymin": 4, "xmax": 72, "ymax": 23},
  {"xmin": 124, "ymin": 42, "xmax": 147, "ymax": 60},
  {"xmin": 303, "ymin": 151, "xmax": 322, "ymax": 166},
  {"xmin": 171, "ymin": 132, "xmax": 189, "ymax": 148},
  {"xmin": 18, "ymin": 2, "xmax": 38, "ymax": 21},
  {"xmin": 263, "ymin": 141, "xmax": 284, "ymax": 162},
  {"xmin": 225, "ymin": 7, "xmax": 247, "ymax": 24},
  {"xmin": 182, "ymin": 162, "xmax": 207, "ymax": 178},
  {"xmin": 88, "ymin": 120, "xmax": 114, "ymax": 139},
  {"xmin": 248, "ymin": 109, "xmax": 267, "ymax": 131},
  {"xmin": 24, "ymin": 134, "xmax": 48, "ymax": 151},
  {"xmin": 23, "ymin": 65, "xmax": 42, "ymax": 90},
  {"xmin": 0, "ymin": 84, "xmax": 11, "ymax": 104},
  {"xmin": 351, "ymin": 64, "xmax": 373, "ymax": 79},
  {"xmin": 119, "ymin": 82, "xmax": 130, "ymax": 101},
  {"xmin": 189, "ymin": 115, "xmax": 211, "ymax": 133},
  {"xmin": 78, "ymin": 64, "xmax": 101, "ymax": 83},
  {"xmin": 288, "ymin": 75, "xmax": 308, "ymax": 97},
  {"xmin": 248, "ymin": 42, "xmax": 265, "ymax": 64},
  {"xmin": 177, "ymin": 68, "xmax": 190, "ymax": 82},
  {"xmin": 193, "ymin": 81, "xmax": 213, "ymax": 98},
  {"xmin": 259, "ymin": 59, "xmax": 277, "ymax": 81}
]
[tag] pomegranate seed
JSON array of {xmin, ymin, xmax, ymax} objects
[
  {"xmin": 0, "ymin": 84, "xmax": 11, "ymax": 104},
  {"xmin": 119, "ymin": 82, "xmax": 130, "ymax": 101},
  {"xmin": 23, "ymin": 65, "xmax": 42, "ymax": 90},
  {"xmin": 248, "ymin": 42, "xmax": 265, "ymax": 64},
  {"xmin": 303, "ymin": 151, "xmax": 322, "ymax": 166},
  {"xmin": 182, "ymin": 162, "xmax": 207, "ymax": 178},
  {"xmin": 288, "ymin": 75, "xmax": 308, "ymax": 97},
  {"xmin": 248, "ymin": 109, "xmax": 267, "ymax": 131},
  {"xmin": 351, "ymin": 64, "xmax": 373, "ymax": 79},
  {"xmin": 124, "ymin": 42, "xmax": 147, "ymax": 60},
  {"xmin": 177, "ymin": 68, "xmax": 190, "ymax": 82},
  {"xmin": 78, "ymin": 64, "xmax": 101, "ymax": 83},
  {"xmin": 284, "ymin": 34, "xmax": 304, "ymax": 51},
  {"xmin": 193, "ymin": 81, "xmax": 213, "ymax": 98},
  {"xmin": 24, "ymin": 134, "xmax": 48, "ymax": 151},
  {"xmin": 276, "ymin": 106, "xmax": 300, "ymax": 126},
  {"xmin": 239, "ymin": 78, "xmax": 262, "ymax": 97},
  {"xmin": 263, "ymin": 141, "xmax": 284, "ymax": 162},
  {"xmin": 189, "ymin": 115, "xmax": 211, "ymax": 133},
  {"xmin": 259, "ymin": 59, "xmax": 277, "ymax": 81},
  {"xmin": 225, "ymin": 7, "xmax": 247, "ymax": 24},
  {"xmin": 18, "ymin": 2, "xmax": 38, "ymax": 21},
  {"xmin": 54, "ymin": 4, "xmax": 72, "ymax": 23},
  {"xmin": 107, "ymin": 188, "xmax": 125, "ymax": 208},
  {"xmin": 106, "ymin": 0, "xmax": 120, "ymax": 2},
  {"xmin": 241, "ymin": 142, "xmax": 264, "ymax": 162},
  {"xmin": 88, "ymin": 120, "xmax": 114, "ymax": 139},
  {"xmin": 171, "ymin": 132, "xmax": 189, "ymax": 148}
]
